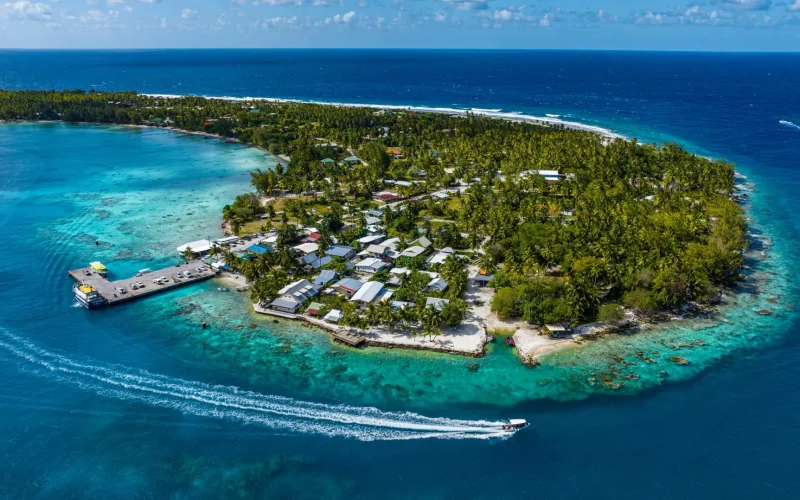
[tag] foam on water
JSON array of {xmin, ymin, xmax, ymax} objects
[
  {"xmin": 0, "ymin": 330, "xmax": 510, "ymax": 441},
  {"xmin": 141, "ymin": 93, "xmax": 625, "ymax": 139}
]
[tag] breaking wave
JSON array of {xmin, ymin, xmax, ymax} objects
[
  {"xmin": 142, "ymin": 92, "xmax": 624, "ymax": 139},
  {"xmin": 0, "ymin": 331, "xmax": 510, "ymax": 441}
]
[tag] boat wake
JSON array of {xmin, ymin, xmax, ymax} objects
[
  {"xmin": 780, "ymin": 120, "xmax": 800, "ymax": 131},
  {"xmin": 0, "ymin": 331, "xmax": 510, "ymax": 441}
]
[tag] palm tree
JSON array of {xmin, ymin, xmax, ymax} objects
[
  {"xmin": 420, "ymin": 305, "xmax": 442, "ymax": 341},
  {"xmin": 376, "ymin": 300, "xmax": 395, "ymax": 333}
]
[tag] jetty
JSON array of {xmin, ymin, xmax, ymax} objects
[{"xmin": 68, "ymin": 260, "xmax": 216, "ymax": 307}]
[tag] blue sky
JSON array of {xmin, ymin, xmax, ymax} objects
[{"xmin": 1, "ymin": 0, "xmax": 799, "ymax": 50}]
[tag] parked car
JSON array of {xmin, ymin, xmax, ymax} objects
[
  {"xmin": 136, "ymin": 282, "xmax": 145, "ymax": 288},
  {"xmin": 183, "ymin": 271, "xmax": 193, "ymax": 278}
]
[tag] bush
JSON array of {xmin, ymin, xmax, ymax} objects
[
  {"xmin": 623, "ymin": 289, "xmax": 658, "ymax": 314},
  {"xmin": 597, "ymin": 304, "xmax": 625, "ymax": 323},
  {"xmin": 491, "ymin": 287, "xmax": 522, "ymax": 319}
]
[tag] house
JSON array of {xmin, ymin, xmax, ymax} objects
[
  {"xmin": 399, "ymin": 245, "xmax": 427, "ymax": 259},
  {"xmin": 293, "ymin": 242, "xmax": 319, "ymax": 255},
  {"xmin": 357, "ymin": 234, "xmax": 386, "ymax": 246},
  {"xmin": 472, "ymin": 274, "xmax": 493, "ymax": 288},
  {"xmin": 373, "ymin": 191, "xmax": 400, "ymax": 202},
  {"xmin": 390, "ymin": 300, "xmax": 413, "ymax": 311},
  {"xmin": 269, "ymin": 296, "xmax": 303, "ymax": 314},
  {"xmin": 301, "ymin": 254, "xmax": 333, "ymax": 270},
  {"xmin": 366, "ymin": 225, "xmax": 383, "ymax": 235},
  {"xmin": 382, "ymin": 237, "xmax": 402, "ymax": 251},
  {"xmin": 350, "ymin": 281, "xmax": 385, "ymax": 308},
  {"xmin": 425, "ymin": 277, "xmax": 449, "ymax": 293},
  {"xmin": 246, "ymin": 244, "xmax": 273, "ymax": 255},
  {"xmin": 320, "ymin": 158, "xmax": 335, "ymax": 166},
  {"xmin": 306, "ymin": 302, "xmax": 325, "ymax": 316},
  {"xmin": 425, "ymin": 297, "xmax": 450, "ymax": 310},
  {"xmin": 314, "ymin": 269, "xmax": 339, "ymax": 287},
  {"xmin": 431, "ymin": 191, "xmax": 450, "ymax": 200},
  {"xmin": 355, "ymin": 257, "xmax": 389, "ymax": 274},
  {"xmin": 341, "ymin": 156, "xmax": 361, "ymax": 165},
  {"xmin": 332, "ymin": 278, "xmax": 364, "ymax": 298},
  {"xmin": 176, "ymin": 239, "xmax": 213, "ymax": 256},
  {"xmin": 323, "ymin": 309, "xmax": 343, "ymax": 324},
  {"xmin": 363, "ymin": 244, "xmax": 389, "ymax": 258},
  {"xmin": 365, "ymin": 209, "xmax": 383, "ymax": 218},
  {"xmin": 365, "ymin": 216, "xmax": 382, "ymax": 226},
  {"xmin": 428, "ymin": 251, "xmax": 458, "ymax": 266},
  {"xmin": 544, "ymin": 324, "xmax": 571, "ymax": 338},
  {"xmin": 326, "ymin": 245, "xmax": 356, "ymax": 260},
  {"xmin": 410, "ymin": 236, "xmax": 432, "ymax": 249},
  {"xmin": 278, "ymin": 279, "xmax": 321, "ymax": 303}
]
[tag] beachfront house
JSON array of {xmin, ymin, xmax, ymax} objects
[
  {"xmin": 269, "ymin": 296, "xmax": 303, "ymax": 314},
  {"xmin": 472, "ymin": 274, "xmax": 493, "ymax": 288},
  {"xmin": 176, "ymin": 239, "xmax": 213, "ymax": 257},
  {"xmin": 305, "ymin": 302, "xmax": 325, "ymax": 317},
  {"xmin": 332, "ymin": 278, "xmax": 364, "ymax": 298},
  {"xmin": 544, "ymin": 324, "xmax": 571, "ymax": 338},
  {"xmin": 278, "ymin": 279, "xmax": 321, "ymax": 302},
  {"xmin": 323, "ymin": 309, "xmax": 343, "ymax": 324},
  {"xmin": 355, "ymin": 257, "xmax": 389, "ymax": 274},
  {"xmin": 325, "ymin": 245, "xmax": 356, "ymax": 260},
  {"xmin": 350, "ymin": 281, "xmax": 385, "ymax": 309}
]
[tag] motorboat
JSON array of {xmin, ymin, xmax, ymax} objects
[{"xmin": 503, "ymin": 419, "xmax": 529, "ymax": 432}]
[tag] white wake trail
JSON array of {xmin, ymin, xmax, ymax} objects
[
  {"xmin": 780, "ymin": 120, "xmax": 800, "ymax": 131},
  {"xmin": 0, "ymin": 331, "xmax": 510, "ymax": 441}
]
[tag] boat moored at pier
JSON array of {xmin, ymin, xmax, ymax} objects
[{"xmin": 73, "ymin": 283, "xmax": 107, "ymax": 309}]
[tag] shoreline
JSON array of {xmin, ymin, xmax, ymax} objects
[
  {"xmin": 140, "ymin": 92, "xmax": 626, "ymax": 139},
  {"xmin": 3, "ymin": 115, "xmax": 756, "ymax": 364}
]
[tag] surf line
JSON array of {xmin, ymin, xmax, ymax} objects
[{"xmin": 0, "ymin": 331, "xmax": 510, "ymax": 441}]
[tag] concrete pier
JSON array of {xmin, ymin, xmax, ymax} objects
[{"xmin": 68, "ymin": 260, "xmax": 216, "ymax": 306}]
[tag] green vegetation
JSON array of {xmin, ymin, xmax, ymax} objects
[{"xmin": 0, "ymin": 90, "xmax": 747, "ymax": 328}]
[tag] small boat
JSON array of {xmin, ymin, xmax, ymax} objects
[
  {"xmin": 218, "ymin": 287, "xmax": 228, "ymax": 292},
  {"xmin": 505, "ymin": 337, "xmax": 515, "ymax": 346},
  {"xmin": 73, "ymin": 282, "xmax": 107, "ymax": 309},
  {"xmin": 201, "ymin": 321, "xmax": 207, "ymax": 329},
  {"xmin": 89, "ymin": 261, "xmax": 108, "ymax": 278},
  {"xmin": 136, "ymin": 268, "xmax": 151, "ymax": 277},
  {"xmin": 503, "ymin": 419, "xmax": 529, "ymax": 432}
]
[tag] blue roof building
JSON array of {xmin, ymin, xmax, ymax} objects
[
  {"xmin": 325, "ymin": 245, "xmax": 356, "ymax": 259},
  {"xmin": 247, "ymin": 244, "xmax": 274, "ymax": 255}
]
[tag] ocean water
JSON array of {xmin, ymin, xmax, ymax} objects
[{"xmin": 1, "ymin": 50, "xmax": 799, "ymax": 498}]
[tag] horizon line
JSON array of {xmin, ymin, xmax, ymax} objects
[{"xmin": 1, "ymin": 47, "xmax": 800, "ymax": 54}]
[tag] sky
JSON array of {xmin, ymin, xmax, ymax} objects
[{"xmin": 1, "ymin": 0, "xmax": 799, "ymax": 50}]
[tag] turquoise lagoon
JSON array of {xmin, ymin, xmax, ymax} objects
[{"xmin": 0, "ymin": 122, "xmax": 792, "ymax": 415}]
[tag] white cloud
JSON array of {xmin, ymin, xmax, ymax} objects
[
  {"xmin": 718, "ymin": 0, "xmax": 771, "ymax": 10},
  {"xmin": 124, "ymin": 5, "xmax": 132, "ymax": 12},
  {"xmin": 437, "ymin": 0, "xmax": 489, "ymax": 11},
  {"xmin": 181, "ymin": 8, "xmax": 197, "ymax": 19},
  {"xmin": 79, "ymin": 8, "xmax": 119, "ymax": 24},
  {"xmin": 257, "ymin": 0, "xmax": 302, "ymax": 5},
  {"xmin": 538, "ymin": 11, "xmax": 556, "ymax": 26},
  {"xmin": 0, "ymin": 1, "xmax": 52, "ymax": 21},
  {"xmin": 357, "ymin": 0, "xmax": 367, "ymax": 6},
  {"xmin": 255, "ymin": 15, "xmax": 300, "ymax": 28},
  {"xmin": 790, "ymin": 0, "xmax": 800, "ymax": 11},
  {"xmin": 322, "ymin": 9, "xmax": 355, "ymax": 23},
  {"xmin": 107, "ymin": 0, "xmax": 125, "ymax": 5},
  {"xmin": 313, "ymin": 0, "xmax": 330, "ymax": 5},
  {"xmin": 433, "ymin": 10, "xmax": 447, "ymax": 21}
]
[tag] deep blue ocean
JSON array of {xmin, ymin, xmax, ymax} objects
[{"xmin": 1, "ymin": 50, "xmax": 800, "ymax": 498}]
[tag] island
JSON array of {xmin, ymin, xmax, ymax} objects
[{"xmin": 0, "ymin": 90, "xmax": 748, "ymax": 363}]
